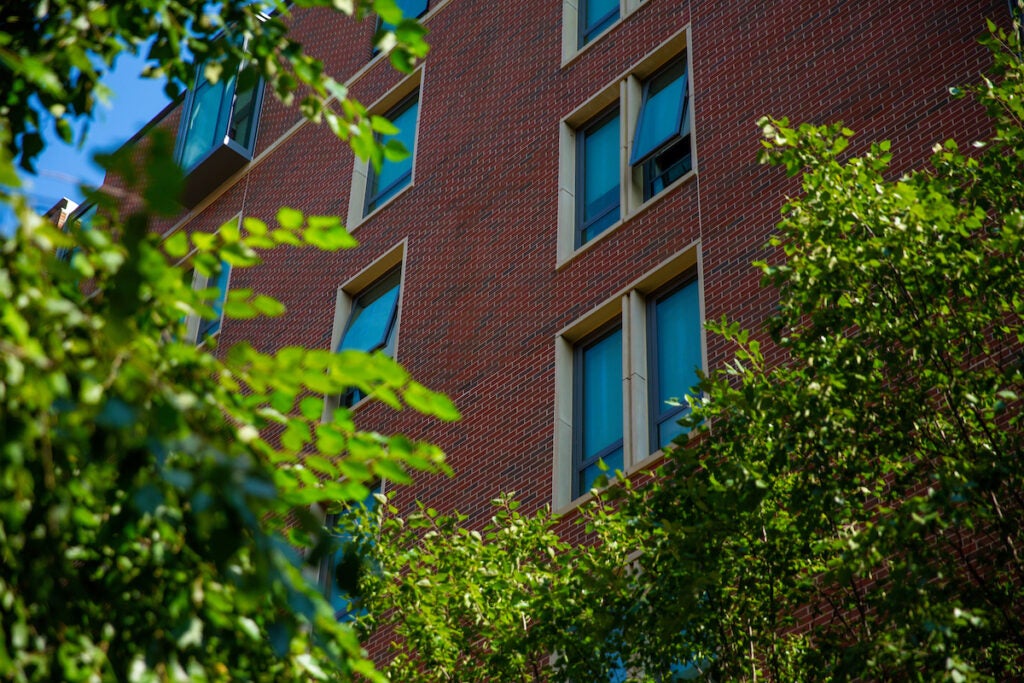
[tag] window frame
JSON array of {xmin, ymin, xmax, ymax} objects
[
  {"xmin": 575, "ymin": 105, "xmax": 622, "ymax": 249},
  {"xmin": 558, "ymin": 28, "xmax": 695, "ymax": 266},
  {"xmin": 174, "ymin": 41, "xmax": 265, "ymax": 173},
  {"xmin": 572, "ymin": 320, "xmax": 626, "ymax": 500},
  {"xmin": 554, "ymin": 246, "xmax": 704, "ymax": 510},
  {"xmin": 363, "ymin": 91, "xmax": 420, "ymax": 217},
  {"xmin": 326, "ymin": 241, "xmax": 407, "ymax": 414},
  {"xmin": 562, "ymin": 0, "xmax": 647, "ymax": 63},
  {"xmin": 347, "ymin": 69, "xmax": 423, "ymax": 231}
]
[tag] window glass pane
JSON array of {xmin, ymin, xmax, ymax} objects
[
  {"xmin": 652, "ymin": 280, "xmax": 701, "ymax": 449},
  {"xmin": 582, "ymin": 328, "xmax": 623, "ymax": 461},
  {"xmin": 229, "ymin": 74, "xmax": 258, "ymax": 147},
  {"xmin": 381, "ymin": 0, "xmax": 429, "ymax": 30},
  {"xmin": 339, "ymin": 269, "xmax": 401, "ymax": 354},
  {"xmin": 199, "ymin": 261, "xmax": 231, "ymax": 338},
  {"xmin": 580, "ymin": 445, "xmax": 623, "ymax": 494},
  {"xmin": 367, "ymin": 97, "xmax": 418, "ymax": 212},
  {"xmin": 580, "ymin": 111, "xmax": 621, "ymax": 244},
  {"xmin": 581, "ymin": 0, "xmax": 619, "ymax": 45},
  {"xmin": 180, "ymin": 73, "xmax": 235, "ymax": 170},
  {"xmin": 323, "ymin": 487, "xmax": 379, "ymax": 621},
  {"xmin": 630, "ymin": 58, "xmax": 688, "ymax": 166}
]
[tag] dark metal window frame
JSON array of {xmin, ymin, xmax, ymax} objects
[
  {"xmin": 363, "ymin": 91, "xmax": 419, "ymax": 216},
  {"xmin": 572, "ymin": 319, "xmax": 624, "ymax": 499},
  {"xmin": 646, "ymin": 269, "xmax": 699, "ymax": 452},
  {"xmin": 578, "ymin": 0, "xmax": 620, "ymax": 48},
  {"xmin": 575, "ymin": 105, "xmax": 622, "ymax": 249},
  {"xmin": 629, "ymin": 56, "xmax": 691, "ymax": 201}
]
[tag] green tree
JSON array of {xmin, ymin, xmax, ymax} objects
[
  {"xmin": 0, "ymin": 1, "xmax": 455, "ymax": 681},
  {"xmin": 624, "ymin": 22, "xmax": 1024, "ymax": 681}
]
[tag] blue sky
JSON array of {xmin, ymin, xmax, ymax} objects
[{"xmin": 2, "ymin": 52, "xmax": 172, "ymax": 232}]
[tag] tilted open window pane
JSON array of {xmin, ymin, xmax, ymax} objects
[
  {"xmin": 337, "ymin": 268, "xmax": 402, "ymax": 407},
  {"xmin": 575, "ymin": 326, "xmax": 624, "ymax": 497},
  {"xmin": 179, "ymin": 70, "xmax": 236, "ymax": 171},
  {"xmin": 365, "ymin": 95, "xmax": 419, "ymax": 215},
  {"xmin": 649, "ymin": 276, "xmax": 701, "ymax": 450},
  {"xmin": 630, "ymin": 57, "xmax": 689, "ymax": 167},
  {"xmin": 380, "ymin": 0, "xmax": 429, "ymax": 31},
  {"xmin": 631, "ymin": 57, "xmax": 691, "ymax": 200},
  {"xmin": 198, "ymin": 260, "xmax": 231, "ymax": 340},
  {"xmin": 580, "ymin": 0, "xmax": 619, "ymax": 47},
  {"xmin": 338, "ymin": 268, "xmax": 401, "ymax": 355},
  {"xmin": 577, "ymin": 108, "xmax": 621, "ymax": 247}
]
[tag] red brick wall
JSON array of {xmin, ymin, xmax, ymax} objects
[{"xmin": 107, "ymin": 0, "xmax": 1006, "ymax": 636}]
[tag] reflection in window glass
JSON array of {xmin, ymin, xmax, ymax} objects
[
  {"xmin": 365, "ymin": 95, "xmax": 419, "ymax": 215},
  {"xmin": 580, "ymin": 0, "xmax": 619, "ymax": 46},
  {"xmin": 649, "ymin": 277, "xmax": 701, "ymax": 450},
  {"xmin": 577, "ymin": 108, "xmax": 621, "ymax": 247},
  {"xmin": 575, "ymin": 326, "xmax": 624, "ymax": 497}
]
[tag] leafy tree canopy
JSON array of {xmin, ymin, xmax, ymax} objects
[{"xmin": 0, "ymin": 1, "xmax": 455, "ymax": 681}]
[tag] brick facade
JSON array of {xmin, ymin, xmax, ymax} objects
[{"xmin": 106, "ymin": 0, "xmax": 1005, "ymax": 649}]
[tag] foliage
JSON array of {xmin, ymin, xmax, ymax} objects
[
  {"xmin": 0, "ymin": 0, "xmax": 428, "ymax": 174},
  {"xmin": 0, "ymin": 1, "xmax": 455, "ymax": 682},
  {"xmin": 624, "ymin": 22, "xmax": 1024, "ymax": 682},
  {"xmin": 356, "ymin": 488, "xmax": 698, "ymax": 683}
]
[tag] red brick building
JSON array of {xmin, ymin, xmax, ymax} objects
[{"xmin": 100, "ymin": 0, "xmax": 1006, "ymax": 639}]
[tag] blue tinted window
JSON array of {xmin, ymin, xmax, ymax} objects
[
  {"xmin": 630, "ymin": 58, "xmax": 688, "ymax": 165},
  {"xmin": 380, "ymin": 0, "xmax": 429, "ymax": 31},
  {"xmin": 575, "ymin": 326, "xmax": 624, "ymax": 497},
  {"xmin": 338, "ymin": 268, "xmax": 401, "ymax": 356},
  {"xmin": 198, "ymin": 260, "xmax": 231, "ymax": 339},
  {"xmin": 580, "ymin": 0, "xmax": 619, "ymax": 47},
  {"xmin": 630, "ymin": 57, "xmax": 692, "ymax": 201},
  {"xmin": 577, "ymin": 109, "xmax": 621, "ymax": 247},
  {"xmin": 365, "ymin": 95, "xmax": 419, "ymax": 214},
  {"xmin": 180, "ymin": 70, "xmax": 236, "ymax": 170},
  {"xmin": 649, "ymin": 277, "xmax": 701, "ymax": 450},
  {"xmin": 321, "ymin": 486, "xmax": 380, "ymax": 622}
]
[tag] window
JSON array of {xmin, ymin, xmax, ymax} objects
[
  {"xmin": 378, "ymin": 0, "xmax": 429, "ymax": 33},
  {"xmin": 579, "ymin": 0, "xmax": 619, "ymax": 47},
  {"xmin": 562, "ymin": 0, "xmax": 646, "ymax": 61},
  {"xmin": 576, "ymin": 107, "xmax": 621, "ymax": 248},
  {"xmin": 347, "ymin": 71, "xmax": 422, "ymax": 230},
  {"xmin": 629, "ymin": 57, "xmax": 691, "ymax": 201},
  {"xmin": 647, "ymin": 275, "xmax": 701, "ymax": 450},
  {"xmin": 176, "ymin": 56, "xmax": 262, "ymax": 172},
  {"xmin": 175, "ymin": 39, "xmax": 265, "ymax": 207},
  {"xmin": 319, "ymin": 485, "xmax": 381, "ymax": 622},
  {"xmin": 574, "ymin": 324, "xmax": 624, "ymax": 497},
  {"xmin": 558, "ymin": 30, "xmax": 694, "ymax": 263},
  {"xmin": 186, "ymin": 260, "xmax": 231, "ymax": 343},
  {"xmin": 336, "ymin": 267, "xmax": 401, "ymax": 406},
  {"xmin": 328, "ymin": 242, "xmax": 407, "ymax": 410},
  {"xmin": 554, "ymin": 249, "xmax": 703, "ymax": 508},
  {"xmin": 364, "ymin": 93, "xmax": 419, "ymax": 216}
]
